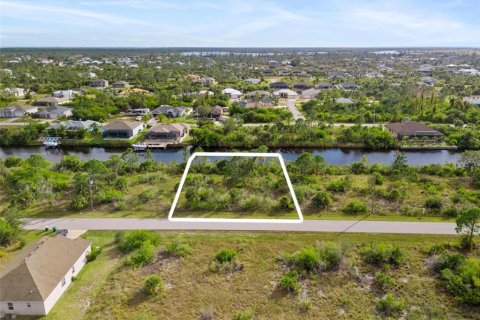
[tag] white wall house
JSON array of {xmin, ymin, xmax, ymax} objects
[{"xmin": 0, "ymin": 236, "xmax": 92, "ymax": 317}]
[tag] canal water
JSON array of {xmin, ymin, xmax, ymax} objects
[{"xmin": 0, "ymin": 146, "xmax": 464, "ymax": 166}]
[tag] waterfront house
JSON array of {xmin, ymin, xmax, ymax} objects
[
  {"xmin": 144, "ymin": 123, "xmax": 189, "ymax": 142},
  {"xmin": 0, "ymin": 105, "xmax": 38, "ymax": 118},
  {"xmin": 48, "ymin": 120, "xmax": 99, "ymax": 132},
  {"xmin": 384, "ymin": 121, "xmax": 443, "ymax": 141},
  {"xmin": 102, "ymin": 120, "xmax": 144, "ymax": 139},
  {"xmin": 0, "ymin": 236, "xmax": 91, "ymax": 317},
  {"xmin": 36, "ymin": 106, "xmax": 73, "ymax": 119}
]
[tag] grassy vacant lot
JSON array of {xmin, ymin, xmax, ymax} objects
[{"xmin": 3, "ymin": 231, "xmax": 477, "ymax": 320}]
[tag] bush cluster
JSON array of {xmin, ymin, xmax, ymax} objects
[
  {"xmin": 362, "ymin": 243, "xmax": 405, "ymax": 266},
  {"xmin": 283, "ymin": 242, "xmax": 342, "ymax": 274}
]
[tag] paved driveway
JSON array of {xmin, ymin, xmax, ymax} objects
[{"xmin": 23, "ymin": 218, "xmax": 457, "ymax": 235}]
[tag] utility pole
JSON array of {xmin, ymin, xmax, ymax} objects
[{"xmin": 89, "ymin": 178, "xmax": 94, "ymax": 211}]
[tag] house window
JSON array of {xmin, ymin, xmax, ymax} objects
[
  {"xmin": 72, "ymin": 266, "xmax": 75, "ymax": 274},
  {"xmin": 7, "ymin": 303, "xmax": 14, "ymax": 310},
  {"xmin": 27, "ymin": 302, "xmax": 31, "ymax": 308},
  {"xmin": 61, "ymin": 278, "xmax": 66, "ymax": 287}
]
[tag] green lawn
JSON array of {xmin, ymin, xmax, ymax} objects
[{"xmin": 4, "ymin": 231, "xmax": 476, "ymax": 320}]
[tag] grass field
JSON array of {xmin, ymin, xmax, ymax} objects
[{"xmin": 3, "ymin": 231, "xmax": 477, "ymax": 320}]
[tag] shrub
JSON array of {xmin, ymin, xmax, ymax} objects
[
  {"xmin": 144, "ymin": 275, "xmax": 165, "ymax": 296},
  {"xmin": 278, "ymin": 271, "xmax": 300, "ymax": 295},
  {"xmin": 362, "ymin": 243, "xmax": 405, "ymax": 266},
  {"xmin": 433, "ymin": 252, "xmax": 466, "ymax": 272},
  {"xmin": 441, "ymin": 258, "xmax": 480, "ymax": 305},
  {"xmin": 127, "ymin": 240, "xmax": 156, "ymax": 268},
  {"xmin": 118, "ymin": 230, "xmax": 161, "ymax": 253},
  {"xmin": 165, "ymin": 239, "xmax": 193, "ymax": 257},
  {"xmin": 341, "ymin": 199, "xmax": 368, "ymax": 215},
  {"xmin": 376, "ymin": 294, "xmax": 405, "ymax": 316},
  {"xmin": 372, "ymin": 172, "xmax": 384, "ymax": 185},
  {"xmin": 311, "ymin": 190, "xmax": 332, "ymax": 209},
  {"xmin": 233, "ymin": 309, "xmax": 254, "ymax": 320},
  {"xmin": 326, "ymin": 177, "xmax": 351, "ymax": 192},
  {"xmin": 284, "ymin": 242, "xmax": 342, "ymax": 273},
  {"xmin": 215, "ymin": 249, "xmax": 237, "ymax": 264},
  {"xmin": 278, "ymin": 195, "xmax": 294, "ymax": 210},
  {"xmin": 0, "ymin": 218, "xmax": 20, "ymax": 247},
  {"xmin": 86, "ymin": 246, "xmax": 102, "ymax": 262},
  {"xmin": 138, "ymin": 189, "xmax": 156, "ymax": 204},
  {"xmin": 425, "ymin": 197, "xmax": 443, "ymax": 210},
  {"xmin": 375, "ymin": 272, "xmax": 393, "ymax": 289},
  {"xmin": 70, "ymin": 195, "xmax": 88, "ymax": 210}
]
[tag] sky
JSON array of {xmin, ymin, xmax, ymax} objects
[{"xmin": 0, "ymin": 0, "xmax": 479, "ymax": 47}]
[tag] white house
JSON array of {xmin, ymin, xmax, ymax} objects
[
  {"xmin": 222, "ymin": 88, "xmax": 243, "ymax": 99},
  {"xmin": 0, "ymin": 236, "xmax": 92, "ymax": 317},
  {"xmin": 3, "ymin": 88, "xmax": 25, "ymax": 97},
  {"xmin": 273, "ymin": 89, "xmax": 298, "ymax": 99},
  {"xmin": 463, "ymin": 96, "xmax": 480, "ymax": 107},
  {"xmin": 301, "ymin": 88, "xmax": 321, "ymax": 100},
  {"xmin": 244, "ymin": 78, "xmax": 260, "ymax": 85},
  {"xmin": 0, "ymin": 105, "xmax": 38, "ymax": 118},
  {"xmin": 53, "ymin": 90, "xmax": 76, "ymax": 100}
]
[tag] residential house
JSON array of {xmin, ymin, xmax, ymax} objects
[
  {"xmin": 151, "ymin": 105, "xmax": 191, "ymax": 118},
  {"xmin": 198, "ymin": 77, "xmax": 216, "ymax": 86},
  {"xmin": 463, "ymin": 96, "xmax": 480, "ymax": 107},
  {"xmin": 102, "ymin": 120, "xmax": 144, "ymax": 139},
  {"xmin": 269, "ymin": 82, "xmax": 289, "ymax": 89},
  {"xmin": 273, "ymin": 89, "xmax": 298, "ymax": 99},
  {"xmin": 420, "ymin": 77, "xmax": 436, "ymax": 86},
  {"xmin": 293, "ymin": 83, "xmax": 311, "ymax": 91},
  {"xmin": 244, "ymin": 78, "xmax": 261, "ymax": 85},
  {"xmin": 53, "ymin": 90, "xmax": 75, "ymax": 100},
  {"xmin": 3, "ymin": 88, "xmax": 25, "ymax": 97},
  {"xmin": 112, "ymin": 81, "xmax": 129, "ymax": 89},
  {"xmin": 239, "ymin": 97, "xmax": 274, "ymax": 108},
  {"xmin": 335, "ymin": 97, "xmax": 356, "ymax": 104},
  {"xmin": 222, "ymin": 88, "xmax": 242, "ymax": 99},
  {"xmin": 244, "ymin": 90, "xmax": 271, "ymax": 98},
  {"xmin": 36, "ymin": 106, "xmax": 73, "ymax": 119},
  {"xmin": 90, "ymin": 79, "xmax": 109, "ymax": 89},
  {"xmin": 48, "ymin": 120, "xmax": 99, "ymax": 132},
  {"xmin": 301, "ymin": 88, "xmax": 321, "ymax": 100},
  {"xmin": 0, "ymin": 105, "xmax": 38, "ymax": 118},
  {"xmin": 33, "ymin": 97, "xmax": 65, "ymax": 106},
  {"xmin": 126, "ymin": 108, "xmax": 150, "ymax": 116},
  {"xmin": 0, "ymin": 236, "xmax": 91, "ymax": 317},
  {"xmin": 384, "ymin": 121, "xmax": 443, "ymax": 141},
  {"xmin": 315, "ymin": 83, "xmax": 336, "ymax": 90},
  {"xmin": 339, "ymin": 83, "xmax": 360, "ymax": 90},
  {"xmin": 416, "ymin": 64, "xmax": 434, "ymax": 74},
  {"xmin": 144, "ymin": 123, "xmax": 189, "ymax": 142},
  {"xmin": 210, "ymin": 105, "xmax": 224, "ymax": 118}
]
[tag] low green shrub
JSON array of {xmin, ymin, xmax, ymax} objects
[
  {"xmin": 144, "ymin": 275, "xmax": 165, "ymax": 296},
  {"xmin": 233, "ymin": 309, "xmax": 254, "ymax": 320},
  {"xmin": 86, "ymin": 246, "xmax": 102, "ymax": 262},
  {"xmin": 165, "ymin": 239, "xmax": 193, "ymax": 257},
  {"xmin": 425, "ymin": 197, "xmax": 443, "ymax": 210},
  {"xmin": 441, "ymin": 258, "xmax": 480, "ymax": 305},
  {"xmin": 278, "ymin": 271, "xmax": 300, "ymax": 295},
  {"xmin": 341, "ymin": 199, "xmax": 368, "ymax": 214},
  {"xmin": 118, "ymin": 230, "xmax": 161, "ymax": 253},
  {"xmin": 311, "ymin": 190, "xmax": 332, "ymax": 209},
  {"xmin": 375, "ymin": 272, "xmax": 393, "ymax": 289},
  {"xmin": 126, "ymin": 240, "xmax": 156, "ymax": 268},
  {"xmin": 326, "ymin": 177, "xmax": 351, "ymax": 192},
  {"xmin": 283, "ymin": 242, "xmax": 342, "ymax": 273},
  {"xmin": 215, "ymin": 249, "xmax": 237, "ymax": 264},
  {"xmin": 376, "ymin": 294, "xmax": 405, "ymax": 316},
  {"xmin": 362, "ymin": 243, "xmax": 405, "ymax": 266}
]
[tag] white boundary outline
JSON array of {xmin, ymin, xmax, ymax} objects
[{"xmin": 168, "ymin": 152, "xmax": 303, "ymax": 223}]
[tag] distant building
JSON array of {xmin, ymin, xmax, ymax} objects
[
  {"xmin": 102, "ymin": 120, "xmax": 144, "ymax": 139},
  {"xmin": 273, "ymin": 89, "xmax": 298, "ymax": 99},
  {"xmin": 0, "ymin": 236, "xmax": 91, "ymax": 317},
  {"xmin": 144, "ymin": 123, "xmax": 189, "ymax": 142},
  {"xmin": 315, "ymin": 83, "xmax": 336, "ymax": 90},
  {"xmin": 463, "ymin": 96, "xmax": 480, "ymax": 107},
  {"xmin": 111, "ymin": 81, "xmax": 129, "ymax": 89},
  {"xmin": 33, "ymin": 97, "xmax": 65, "ymax": 106},
  {"xmin": 301, "ymin": 88, "xmax": 321, "ymax": 100},
  {"xmin": 269, "ymin": 82, "xmax": 289, "ymax": 89},
  {"xmin": 335, "ymin": 97, "xmax": 356, "ymax": 104},
  {"xmin": 0, "ymin": 105, "xmax": 38, "ymax": 118},
  {"xmin": 126, "ymin": 108, "xmax": 150, "ymax": 116},
  {"xmin": 244, "ymin": 78, "xmax": 261, "ymax": 85},
  {"xmin": 210, "ymin": 105, "xmax": 224, "ymax": 118},
  {"xmin": 48, "ymin": 120, "xmax": 99, "ymax": 132},
  {"xmin": 3, "ymin": 88, "xmax": 25, "ymax": 97},
  {"xmin": 293, "ymin": 83, "xmax": 311, "ymax": 90},
  {"xmin": 244, "ymin": 90, "xmax": 271, "ymax": 98},
  {"xmin": 151, "ymin": 105, "xmax": 191, "ymax": 118},
  {"xmin": 420, "ymin": 76, "xmax": 436, "ymax": 86},
  {"xmin": 198, "ymin": 77, "xmax": 216, "ymax": 86},
  {"xmin": 90, "ymin": 79, "xmax": 109, "ymax": 89},
  {"xmin": 53, "ymin": 90, "xmax": 75, "ymax": 99},
  {"xmin": 384, "ymin": 121, "xmax": 443, "ymax": 141},
  {"xmin": 36, "ymin": 106, "xmax": 73, "ymax": 119},
  {"xmin": 339, "ymin": 83, "xmax": 360, "ymax": 90},
  {"xmin": 222, "ymin": 88, "xmax": 242, "ymax": 99}
]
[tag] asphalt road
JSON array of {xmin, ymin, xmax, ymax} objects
[{"xmin": 22, "ymin": 218, "xmax": 457, "ymax": 235}]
